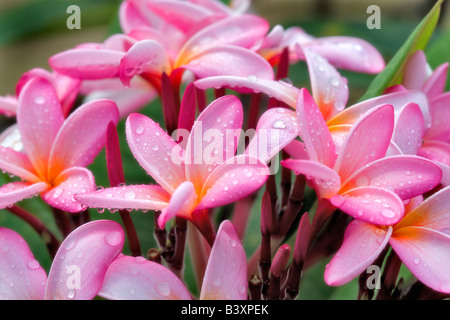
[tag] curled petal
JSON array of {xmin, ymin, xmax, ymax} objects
[
  {"xmin": 0, "ymin": 227, "xmax": 48, "ymax": 300},
  {"xmin": 157, "ymin": 181, "xmax": 198, "ymax": 229},
  {"xmin": 324, "ymin": 220, "xmax": 392, "ymax": 286},
  {"xmin": 331, "ymin": 186, "xmax": 405, "ymax": 225},
  {"xmin": 246, "ymin": 107, "xmax": 299, "ymax": 163},
  {"xmin": 197, "ymin": 155, "xmax": 269, "ymax": 210},
  {"xmin": 0, "ymin": 181, "xmax": 49, "ymax": 209},
  {"xmin": 74, "ymin": 184, "xmax": 170, "ymax": 212},
  {"xmin": 49, "ymin": 49, "xmax": 124, "ymax": 79},
  {"xmin": 0, "ymin": 96, "xmax": 17, "ymax": 116},
  {"xmin": 119, "ymin": 40, "xmax": 171, "ymax": 87},
  {"xmin": 281, "ymin": 159, "xmax": 341, "ymax": 199},
  {"xmin": 126, "ymin": 113, "xmax": 186, "ymax": 194},
  {"xmin": 195, "ymin": 76, "xmax": 299, "ymax": 105},
  {"xmin": 99, "ymin": 255, "xmax": 192, "ymax": 300},
  {"xmin": 200, "ymin": 220, "xmax": 248, "ymax": 300},
  {"xmin": 341, "ymin": 155, "xmax": 442, "ymax": 200},
  {"xmin": 45, "ymin": 220, "xmax": 124, "ymax": 300},
  {"xmin": 390, "ymin": 227, "xmax": 450, "ymax": 294},
  {"xmin": 183, "ymin": 45, "xmax": 274, "ymax": 80}
]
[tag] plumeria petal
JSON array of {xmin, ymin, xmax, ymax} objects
[
  {"xmin": 304, "ymin": 36, "xmax": 385, "ymax": 74},
  {"xmin": 0, "ymin": 146, "xmax": 39, "ymax": 182},
  {"xmin": 0, "ymin": 227, "xmax": 47, "ymax": 300},
  {"xmin": 41, "ymin": 167, "xmax": 95, "ymax": 213},
  {"xmin": 392, "ymin": 102, "xmax": 426, "ymax": 155},
  {"xmin": 390, "ymin": 227, "xmax": 450, "ymax": 294},
  {"xmin": 48, "ymin": 99, "xmax": 119, "ymax": 179},
  {"xmin": 49, "ymin": 49, "xmax": 124, "ymax": 79},
  {"xmin": 326, "ymin": 90, "xmax": 430, "ymax": 129},
  {"xmin": 119, "ymin": 39, "xmax": 171, "ymax": 87},
  {"xmin": 74, "ymin": 184, "xmax": 170, "ymax": 212},
  {"xmin": 402, "ymin": 50, "xmax": 428, "ymax": 91},
  {"xmin": 418, "ymin": 140, "xmax": 450, "ymax": 166},
  {"xmin": 183, "ymin": 45, "xmax": 274, "ymax": 80},
  {"xmin": 295, "ymin": 88, "xmax": 336, "ymax": 167},
  {"xmin": 45, "ymin": 220, "xmax": 124, "ymax": 300},
  {"xmin": 302, "ymin": 47, "xmax": 348, "ymax": 121},
  {"xmin": 185, "ymin": 95, "xmax": 243, "ymax": 189},
  {"xmin": 281, "ymin": 159, "xmax": 341, "ymax": 199},
  {"xmin": 422, "ymin": 62, "xmax": 449, "ymax": 99},
  {"xmin": 0, "ymin": 95, "xmax": 17, "ymax": 116},
  {"xmin": 200, "ymin": 220, "xmax": 248, "ymax": 300},
  {"xmin": 147, "ymin": 0, "xmax": 221, "ymax": 33},
  {"xmin": 197, "ymin": 155, "xmax": 269, "ymax": 210},
  {"xmin": 246, "ymin": 107, "xmax": 299, "ymax": 163},
  {"xmin": 324, "ymin": 220, "xmax": 392, "ymax": 286},
  {"xmin": 331, "ymin": 186, "xmax": 405, "ymax": 225},
  {"xmin": 424, "ymin": 92, "xmax": 450, "ymax": 143},
  {"xmin": 0, "ymin": 181, "xmax": 49, "ymax": 209},
  {"xmin": 99, "ymin": 255, "xmax": 192, "ymax": 300},
  {"xmin": 334, "ymin": 104, "xmax": 394, "ymax": 183},
  {"xmin": 341, "ymin": 155, "xmax": 442, "ymax": 200},
  {"xmin": 157, "ymin": 181, "xmax": 198, "ymax": 229},
  {"xmin": 17, "ymin": 77, "xmax": 64, "ymax": 179},
  {"xmin": 395, "ymin": 186, "xmax": 450, "ymax": 234},
  {"xmin": 176, "ymin": 14, "xmax": 269, "ymax": 66},
  {"xmin": 126, "ymin": 113, "xmax": 186, "ymax": 193},
  {"xmin": 195, "ymin": 75, "xmax": 299, "ymax": 104}
]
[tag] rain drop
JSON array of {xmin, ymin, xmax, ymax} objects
[
  {"xmin": 272, "ymin": 120, "xmax": 287, "ymax": 129},
  {"xmin": 104, "ymin": 231, "xmax": 122, "ymax": 247},
  {"xmin": 381, "ymin": 208, "xmax": 396, "ymax": 219},
  {"xmin": 135, "ymin": 126, "xmax": 144, "ymax": 135},
  {"xmin": 34, "ymin": 96, "xmax": 45, "ymax": 105},
  {"xmin": 156, "ymin": 282, "xmax": 171, "ymax": 297}
]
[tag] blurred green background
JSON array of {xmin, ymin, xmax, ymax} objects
[{"xmin": 0, "ymin": 0, "xmax": 449, "ymax": 300}]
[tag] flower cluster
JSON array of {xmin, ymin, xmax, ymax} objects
[{"xmin": 0, "ymin": 0, "xmax": 449, "ymax": 300}]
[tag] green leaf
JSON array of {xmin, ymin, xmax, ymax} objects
[
  {"xmin": 426, "ymin": 30, "xmax": 450, "ymax": 91},
  {"xmin": 359, "ymin": 0, "xmax": 443, "ymax": 101}
]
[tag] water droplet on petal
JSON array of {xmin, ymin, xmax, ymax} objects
[
  {"xmin": 328, "ymin": 76, "xmax": 340, "ymax": 87},
  {"xmin": 135, "ymin": 126, "xmax": 144, "ymax": 135},
  {"xmin": 152, "ymin": 145, "xmax": 159, "ymax": 151},
  {"xmin": 156, "ymin": 282, "xmax": 171, "ymax": 296},
  {"xmin": 53, "ymin": 188, "xmax": 64, "ymax": 199},
  {"xmin": 272, "ymin": 119, "xmax": 287, "ymax": 129},
  {"xmin": 124, "ymin": 191, "xmax": 136, "ymax": 199},
  {"xmin": 104, "ymin": 231, "xmax": 122, "ymax": 247},
  {"xmin": 212, "ymin": 278, "xmax": 222, "ymax": 287},
  {"xmin": 27, "ymin": 260, "xmax": 40, "ymax": 270},
  {"xmin": 34, "ymin": 96, "xmax": 45, "ymax": 105},
  {"xmin": 381, "ymin": 208, "xmax": 396, "ymax": 219}
]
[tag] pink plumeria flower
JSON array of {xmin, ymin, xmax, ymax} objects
[
  {"xmin": 400, "ymin": 51, "xmax": 450, "ymax": 172},
  {"xmin": 0, "ymin": 220, "xmax": 124, "ymax": 300},
  {"xmin": 75, "ymin": 95, "xmax": 297, "ymax": 238},
  {"xmin": 0, "ymin": 77, "xmax": 119, "ymax": 212},
  {"xmin": 281, "ymin": 88, "xmax": 442, "ymax": 226},
  {"xmin": 49, "ymin": 12, "xmax": 273, "ymax": 98},
  {"xmin": 0, "ymin": 67, "xmax": 80, "ymax": 118},
  {"xmin": 325, "ymin": 186, "xmax": 450, "ymax": 294},
  {"xmin": 98, "ymin": 220, "xmax": 248, "ymax": 300},
  {"xmin": 257, "ymin": 24, "xmax": 385, "ymax": 73}
]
